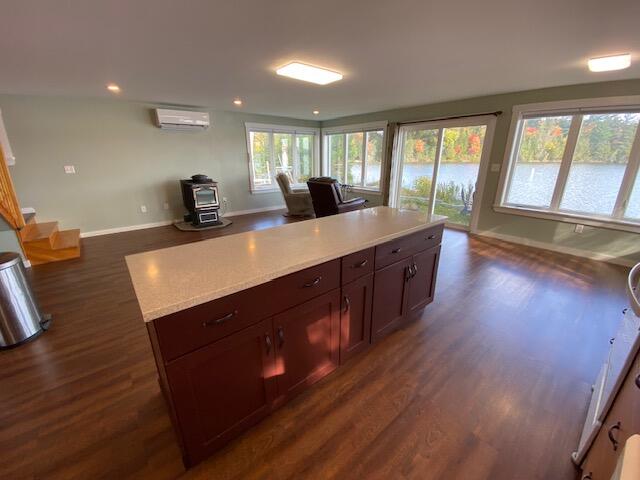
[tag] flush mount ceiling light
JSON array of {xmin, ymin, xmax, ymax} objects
[
  {"xmin": 276, "ymin": 62, "xmax": 343, "ymax": 85},
  {"xmin": 106, "ymin": 84, "xmax": 121, "ymax": 93},
  {"xmin": 312, "ymin": 110, "xmax": 320, "ymax": 115},
  {"xmin": 588, "ymin": 54, "xmax": 631, "ymax": 72},
  {"xmin": 233, "ymin": 98, "xmax": 243, "ymax": 106}
]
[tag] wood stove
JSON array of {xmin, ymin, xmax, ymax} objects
[{"xmin": 180, "ymin": 174, "xmax": 222, "ymax": 227}]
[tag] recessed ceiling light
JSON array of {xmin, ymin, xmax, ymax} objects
[
  {"xmin": 312, "ymin": 110, "xmax": 320, "ymax": 115},
  {"xmin": 276, "ymin": 62, "xmax": 343, "ymax": 85},
  {"xmin": 106, "ymin": 84, "xmax": 121, "ymax": 93},
  {"xmin": 233, "ymin": 98, "xmax": 243, "ymax": 106},
  {"xmin": 588, "ymin": 54, "xmax": 631, "ymax": 72}
]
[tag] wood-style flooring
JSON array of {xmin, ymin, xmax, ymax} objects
[{"xmin": 0, "ymin": 210, "xmax": 629, "ymax": 479}]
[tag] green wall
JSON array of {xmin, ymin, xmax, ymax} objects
[
  {"xmin": 0, "ymin": 95, "xmax": 319, "ymax": 233},
  {"xmin": 323, "ymin": 79, "xmax": 640, "ymax": 265}
]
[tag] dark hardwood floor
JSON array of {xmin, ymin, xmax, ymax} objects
[{"xmin": 0, "ymin": 210, "xmax": 629, "ymax": 479}]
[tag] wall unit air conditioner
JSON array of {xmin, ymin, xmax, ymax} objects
[{"xmin": 154, "ymin": 109, "xmax": 210, "ymax": 131}]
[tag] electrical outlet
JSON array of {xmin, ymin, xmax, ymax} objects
[
  {"xmin": 64, "ymin": 165, "xmax": 76, "ymax": 174},
  {"xmin": 574, "ymin": 224, "xmax": 584, "ymax": 233},
  {"xmin": 490, "ymin": 163, "xmax": 501, "ymax": 173},
  {"xmin": 222, "ymin": 197, "xmax": 228, "ymax": 202},
  {"xmin": 140, "ymin": 205, "xmax": 147, "ymax": 213},
  {"xmin": 163, "ymin": 202, "xmax": 170, "ymax": 210}
]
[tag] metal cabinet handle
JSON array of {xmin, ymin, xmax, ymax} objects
[
  {"xmin": 405, "ymin": 266, "xmax": 413, "ymax": 282},
  {"xmin": 581, "ymin": 474, "xmax": 592, "ymax": 480},
  {"xmin": 635, "ymin": 373, "xmax": 640, "ymax": 389},
  {"xmin": 352, "ymin": 259, "xmax": 368, "ymax": 268},
  {"xmin": 426, "ymin": 234, "xmax": 436, "ymax": 240},
  {"xmin": 202, "ymin": 310, "xmax": 237, "ymax": 327},
  {"xmin": 303, "ymin": 276, "xmax": 322, "ymax": 288},
  {"xmin": 412, "ymin": 263, "xmax": 418, "ymax": 277},
  {"xmin": 608, "ymin": 421, "xmax": 621, "ymax": 451},
  {"xmin": 265, "ymin": 334, "xmax": 272, "ymax": 354},
  {"xmin": 343, "ymin": 295, "xmax": 351, "ymax": 313},
  {"xmin": 277, "ymin": 326, "xmax": 285, "ymax": 347},
  {"xmin": 392, "ymin": 247, "xmax": 402, "ymax": 254}
]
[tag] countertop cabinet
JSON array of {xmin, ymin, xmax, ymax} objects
[
  {"xmin": 340, "ymin": 273, "xmax": 374, "ymax": 363},
  {"xmin": 164, "ymin": 318, "xmax": 277, "ymax": 466},
  {"xmin": 146, "ymin": 225, "xmax": 443, "ymax": 468},
  {"xmin": 273, "ymin": 289, "xmax": 341, "ymax": 404}
]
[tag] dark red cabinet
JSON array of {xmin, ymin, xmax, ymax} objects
[
  {"xmin": 164, "ymin": 319, "xmax": 277, "ymax": 466},
  {"xmin": 371, "ymin": 257, "xmax": 413, "ymax": 342},
  {"xmin": 273, "ymin": 289, "xmax": 341, "ymax": 404},
  {"xmin": 406, "ymin": 246, "xmax": 440, "ymax": 316},
  {"xmin": 340, "ymin": 273, "xmax": 374, "ymax": 363}
]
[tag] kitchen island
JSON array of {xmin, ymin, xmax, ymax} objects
[{"xmin": 126, "ymin": 206, "xmax": 446, "ymax": 467}]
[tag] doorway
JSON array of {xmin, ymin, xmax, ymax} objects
[{"xmin": 389, "ymin": 115, "xmax": 496, "ymax": 231}]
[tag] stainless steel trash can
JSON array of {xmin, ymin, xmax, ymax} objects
[{"xmin": 0, "ymin": 252, "xmax": 50, "ymax": 349}]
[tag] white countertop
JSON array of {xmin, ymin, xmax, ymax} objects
[{"xmin": 125, "ymin": 207, "xmax": 446, "ymax": 322}]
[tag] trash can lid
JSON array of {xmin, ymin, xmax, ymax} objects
[{"xmin": 0, "ymin": 252, "xmax": 23, "ymax": 270}]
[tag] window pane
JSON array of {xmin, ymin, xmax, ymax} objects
[
  {"xmin": 273, "ymin": 133, "xmax": 293, "ymax": 179},
  {"xmin": 399, "ymin": 128, "xmax": 438, "ymax": 211},
  {"xmin": 560, "ymin": 113, "xmax": 640, "ymax": 215},
  {"xmin": 250, "ymin": 131, "xmax": 272, "ymax": 187},
  {"xmin": 506, "ymin": 116, "xmax": 571, "ymax": 207},
  {"xmin": 328, "ymin": 134, "xmax": 345, "ymax": 183},
  {"xmin": 294, "ymin": 134, "xmax": 313, "ymax": 184},
  {"xmin": 626, "ymin": 170, "xmax": 640, "ymax": 219},
  {"xmin": 435, "ymin": 125, "xmax": 487, "ymax": 226},
  {"xmin": 365, "ymin": 131, "xmax": 383, "ymax": 188},
  {"xmin": 346, "ymin": 132, "xmax": 364, "ymax": 185}
]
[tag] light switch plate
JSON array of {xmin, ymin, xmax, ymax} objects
[
  {"xmin": 64, "ymin": 165, "xmax": 76, "ymax": 174},
  {"xmin": 574, "ymin": 224, "xmax": 584, "ymax": 233}
]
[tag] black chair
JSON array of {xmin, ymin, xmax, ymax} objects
[{"xmin": 306, "ymin": 177, "xmax": 367, "ymax": 218}]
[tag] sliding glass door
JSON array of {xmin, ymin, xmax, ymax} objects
[{"xmin": 390, "ymin": 115, "xmax": 496, "ymax": 231}]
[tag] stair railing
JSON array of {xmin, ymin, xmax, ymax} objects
[{"xmin": 0, "ymin": 143, "xmax": 25, "ymax": 230}]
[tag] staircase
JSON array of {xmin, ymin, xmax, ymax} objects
[{"xmin": 20, "ymin": 214, "xmax": 81, "ymax": 265}]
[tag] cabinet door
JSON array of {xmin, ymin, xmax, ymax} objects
[
  {"xmin": 340, "ymin": 273, "xmax": 373, "ymax": 363},
  {"xmin": 371, "ymin": 257, "xmax": 412, "ymax": 343},
  {"xmin": 165, "ymin": 318, "xmax": 277, "ymax": 466},
  {"xmin": 273, "ymin": 289, "xmax": 340, "ymax": 403},
  {"xmin": 407, "ymin": 245, "xmax": 441, "ymax": 317}
]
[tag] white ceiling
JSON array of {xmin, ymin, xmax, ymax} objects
[{"xmin": 1, "ymin": 0, "xmax": 639, "ymax": 120}]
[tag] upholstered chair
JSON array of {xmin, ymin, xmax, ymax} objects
[
  {"xmin": 306, "ymin": 177, "xmax": 367, "ymax": 218},
  {"xmin": 275, "ymin": 173, "xmax": 314, "ymax": 217}
]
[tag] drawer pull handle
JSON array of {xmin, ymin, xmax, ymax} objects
[
  {"xmin": 203, "ymin": 310, "xmax": 237, "ymax": 327},
  {"xmin": 265, "ymin": 334, "xmax": 272, "ymax": 354},
  {"xmin": 392, "ymin": 247, "xmax": 402, "ymax": 254},
  {"xmin": 353, "ymin": 259, "xmax": 368, "ymax": 268},
  {"xmin": 608, "ymin": 421, "xmax": 621, "ymax": 451},
  {"xmin": 581, "ymin": 474, "xmax": 592, "ymax": 480},
  {"xmin": 406, "ymin": 265, "xmax": 415, "ymax": 282},
  {"xmin": 343, "ymin": 295, "xmax": 351, "ymax": 313},
  {"xmin": 426, "ymin": 234, "xmax": 436, "ymax": 240},
  {"xmin": 635, "ymin": 373, "xmax": 640, "ymax": 389},
  {"xmin": 411, "ymin": 263, "xmax": 418, "ymax": 277},
  {"xmin": 303, "ymin": 276, "xmax": 322, "ymax": 288},
  {"xmin": 277, "ymin": 326, "xmax": 285, "ymax": 347}
]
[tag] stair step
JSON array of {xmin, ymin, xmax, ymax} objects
[
  {"xmin": 52, "ymin": 229, "xmax": 80, "ymax": 250},
  {"xmin": 20, "ymin": 221, "xmax": 59, "ymax": 243}
]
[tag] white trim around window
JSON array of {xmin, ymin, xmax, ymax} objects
[
  {"xmin": 494, "ymin": 96, "xmax": 640, "ymax": 233},
  {"xmin": 245, "ymin": 122, "xmax": 320, "ymax": 193},
  {"xmin": 321, "ymin": 121, "xmax": 388, "ymax": 194}
]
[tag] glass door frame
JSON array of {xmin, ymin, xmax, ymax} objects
[{"xmin": 389, "ymin": 114, "xmax": 497, "ymax": 232}]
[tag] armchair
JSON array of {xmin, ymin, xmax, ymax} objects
[
  {"xmin": 306, "ymin": 177, "xmax": 367, "ymax": 218},
  {"xmin": 275, "ymin": 173, "xmax": 314, "ymax": 217}
]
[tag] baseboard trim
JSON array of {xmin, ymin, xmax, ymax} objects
[
  {"xmin": 80, "ymin": 220, "xmax": 175, "ymax": 238},
  {"xmin": 475, "ymin": 230, "xmax": 637, "ymax": 267},
  {"xmin": 222, "ymin": 205, "xmax": 286, "ymax": 217}
]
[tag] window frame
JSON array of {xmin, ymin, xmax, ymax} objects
[
  {"xmin": 321, "ymin": 121, "xmax": 388, "ymax": 194},
  {"xmin": 495, "ymin": 96, "xmax": 640, "ymax": 233},
  {"xmin": 245, "ymin": 122, "xmax": 320, "ymax": 193}
]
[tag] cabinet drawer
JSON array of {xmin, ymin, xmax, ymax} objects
[
  {"xmin": 271, "ymin": 259, "xmax": 340, "ymax": 313},
  {"xmin": 375, "ymin": 224, "xmax": 443, "ymax": 270},
  {"xmin": 341, "ymin": 248, "xmax": 374, "ymax": 285},
  {"xmin": 155, "ymin": 282, "xmax": 274, "ymax": 362}
]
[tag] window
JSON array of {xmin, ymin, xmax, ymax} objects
[
  {"xmin": 322, "ymin": 122, "xmax": 387, "ymax": 191},
  {"xmin": 496, "ymin": 97, "xmax": 640, "ymax": 232},
  {"xmin": 245, "ymin": 123, "xmax": 320, "ymax": 192}
]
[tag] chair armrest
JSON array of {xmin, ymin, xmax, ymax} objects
[{"xmin": 342, "ymin": 197, "xmax": 366, "ymax": 206}]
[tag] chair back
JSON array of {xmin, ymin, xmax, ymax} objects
[
  {"xmin": 276, "ymin": 173, "xmax": 293, "ymax": 195},
  {"xmin": 307, "ymin": 177, "xmax": 341, "ymax": 217}
]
